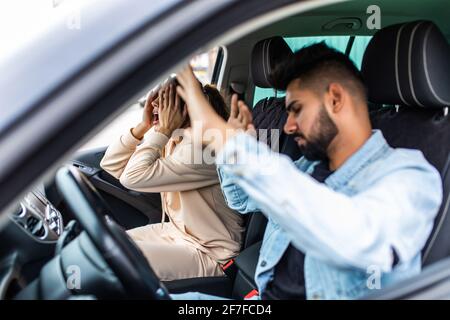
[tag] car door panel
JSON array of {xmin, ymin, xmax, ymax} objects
[{"xmin": 71, "ymin": 147, "xmax": 163, "ymax": 230}]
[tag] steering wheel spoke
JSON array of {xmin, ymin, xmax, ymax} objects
[{"xmin": 55, "ymin": 165, "xmax": 170, "ymax": 300}]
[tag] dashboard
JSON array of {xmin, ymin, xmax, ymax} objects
[
  {"xmin": 0, "ymin": 187, "xmax": 67, "ymax": 299},
  {"xmin": 9, "ymin": 189, "xmax": 63, "ymax": 243},
  {"xmin": 3, "ymin": 187, "xmax": 126, "ymax": 300}
]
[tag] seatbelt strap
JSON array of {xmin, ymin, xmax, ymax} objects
[
  {"xmin": 222, "ymin": 259, "xmax": 235, "ymax": 271},
  {"xmin": 221, "ymin": 259, "xmax": 237, "ymax": 278},
  {"xmin": 244, "ymin": 289, "xmax": 259, "ymax": 299}
]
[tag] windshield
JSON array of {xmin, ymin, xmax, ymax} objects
[
  {"xmin": 0, "ymin": 0, "xmax": 179, "ymax": 136},
  {"xmin": 0, "ymin": 0, "xmax": 88, "ymax": 63}
]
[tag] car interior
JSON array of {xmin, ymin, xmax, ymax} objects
[{"xmin": 1, "ymin": 0, "xmax": 450, "ymax": 300}]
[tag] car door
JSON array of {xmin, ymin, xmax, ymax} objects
[
  {"xmin": 68, "ymin": 44, "xmax": 225, "ymax": 230},
  {"xmin": 71, "ymin": 147, "xmax": 163, "ymax": 230}
]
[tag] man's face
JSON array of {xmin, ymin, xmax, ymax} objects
[{"xmin": 283, "ymin": 79, "xmax": 338, "ymax": 161}]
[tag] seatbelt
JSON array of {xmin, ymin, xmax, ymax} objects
[
  {"xmin": 345, "ymin": 35, "xmax": 355, "ymax": 56},
  {"xmin": 244, "ymin": 289, "xmax": 259, "ymax": 299},
  {"xmin": 221, "ymin": 259, "xmax": 237, "ymax": 278}
]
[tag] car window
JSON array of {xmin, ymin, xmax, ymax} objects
[
  {"xmin": 252, "ymin": 36, "xmax": 372, "ymax": 106},
  {"xmin": 78, "ymin": 46, "xmax": 222, "ymax": 151},
  {"xmin": 0, "ymin": 0, "xmax": 181, "ymax": 135}
]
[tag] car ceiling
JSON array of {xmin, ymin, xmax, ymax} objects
[
  {"xmin": 221, "ymin": 0, "xmax": 450, "ymax": 111},
  {"xmin": 239, "ymin": 0, "xmax": 450, "ymax": 42}
]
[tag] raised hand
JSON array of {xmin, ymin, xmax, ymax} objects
[
  {"xmin": 227, "ymin": 93, "xmax": 254, "ymax": 132},
  {"xmin": 176, "ymin": 64, "xmax": 254, "ymax": 151},
  {"xmin": 132, "ymin": 84, "xmax": 160, "ymax": 140},
  {"xmin": 157, "ymin": 83, "xmax": 187, "ymax": 137}
]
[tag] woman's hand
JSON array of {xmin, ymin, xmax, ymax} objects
[
  {"xmin": 132, "ymin": 85, "xmax": 160, "ymax": 140},
  {"xmin": 156, "ymin": 83, "xmax": 187, "ymax": 137}
]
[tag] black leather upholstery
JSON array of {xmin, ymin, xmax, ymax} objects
[
  {"xmin": 164, "ymin": 277, "xmax": 233, "ymax": 297},
  {"xmin": 251, "ymin": 36, "xmax": 293, "ymax": 88},
  {"xmin": 370, "ymin": 107, "xmax": 450, "ymax": 266},
  {"xmin": 363, "ymin": 21, "xmax": 450, "ymax": 267},
  {"xmin": 242, "ymin": 37, "xmax": 302, "ymax": 255},
  {"xmin": 232, "ymin": 241, "xmax": 262, "ymax": 299},
  {"xmin": 362, "ymin": 20, "xmax": 450, "ymax": 108}
]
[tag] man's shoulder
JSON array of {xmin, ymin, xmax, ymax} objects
[
  {"xmin": 368, "ymin": 146, "xmax": 441, "ymax": 190},
  {"xmin": 384, "ymin": 147, "xmax": 437, "ymax": 172}
]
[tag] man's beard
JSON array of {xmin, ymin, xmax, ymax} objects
[{"xmin": 297, "ymin": 104, "xmax": 338, "ymax": 162}]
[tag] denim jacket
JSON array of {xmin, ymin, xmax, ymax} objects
[{"xmin": 215, "ymin": 130, "xmax": 442, "ymax": 300}]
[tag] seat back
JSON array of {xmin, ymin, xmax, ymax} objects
[
  {"xmin": 229, "ymin": 37, "xmax": 301, "ymax": 298},
  {"xmin": 239, "ymin": 36, "xmax": 297, "ymax": 251},
  {"xmin": 362, "ymin": 20, "xmax": 450, "ymax": 266}
]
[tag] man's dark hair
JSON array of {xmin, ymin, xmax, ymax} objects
[{"xmin": 271, "ymin": 42, "xmax": 367, "ymax": 102}]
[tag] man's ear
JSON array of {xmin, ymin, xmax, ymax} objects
[{"xmin": 327, "ymin": 83, "xmax": 345, "ymax": 113}]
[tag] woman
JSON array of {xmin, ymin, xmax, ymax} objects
[{"xmin": 100, "ymin": 79, "xmax": 244, "ymax": 281}]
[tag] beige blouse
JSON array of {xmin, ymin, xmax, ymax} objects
[{"xmin": 100, "ymin": 127, "xmax": 244, "ymax": 264}]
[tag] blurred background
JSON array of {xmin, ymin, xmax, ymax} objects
[{"xmin": 79, "ymin": 47, "xmax": 219, "ymax": 151}]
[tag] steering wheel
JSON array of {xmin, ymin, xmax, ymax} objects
[{"xmin": 55, "ymin": 165, "xmax": 170, "ymax": 300}]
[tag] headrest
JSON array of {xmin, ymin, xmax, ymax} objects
[
  {"xmin": 361, "ymin": 20, "xmax": 450, "ymax": 108},
  {"xmin": 251, "ymin": 36, "xmax": 293, "ymax": 88}
]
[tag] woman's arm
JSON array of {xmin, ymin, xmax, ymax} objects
[
  {"xmin": 119, "ymin": 131, "xmax": 219, "ymax": 192},
  {"xmin": 114, "ymin": 83, "xmax": 219, "ymax": 192},
  {"xmin": 100, "ymin": 86, "xmax": 158, "ymax": 178},
  {"xmin": 100, "ymin": 128, "xmax": 143, "ymax": 179}
]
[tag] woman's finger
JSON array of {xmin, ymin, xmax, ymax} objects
[
  {"xmin": 168, "ymin": 84, "xmax": 174, "ymax": 110},
  {"xmin": 147, "ymin": 91, "xmax": 158, "ymax": 105},
  {"xmin": 158, "ymin": 89, "xmax": 166, "ymax": 113},
  {"xmin": 144, "ymin": 91, "xmax": 154, "ymax": 111},
  {"xmin": 158, "ymin": 88, "xmax": 165, "ymax": 112},
  {"xmin": 164, "ymin": 85, "xmax": 170, "ymax": 109}
]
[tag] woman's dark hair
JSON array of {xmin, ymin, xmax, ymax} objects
[{"xmin": 203, "ymin": 84, "xmax": 229, "ymax": 121}]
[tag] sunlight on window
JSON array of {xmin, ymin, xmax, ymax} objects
[
  {"xmin": 78, "ymin": 47, "xmax": 220, "ymax": 151},
  {"xmin": 0, "ymin": 0, "xmax": 87, "ymax": 62}
]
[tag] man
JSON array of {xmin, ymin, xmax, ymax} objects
[{"xmin": 173, "ymin": 42, "xmax": 443, "ymax": 299}]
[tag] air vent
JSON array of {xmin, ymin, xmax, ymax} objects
[
  {"xmin": 26, "ymin": 216, "xmax": 45, "ymax": 238},
  {"xmin": 12, "ymin": 204, "xmax": 25, "ymax": 218}
]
